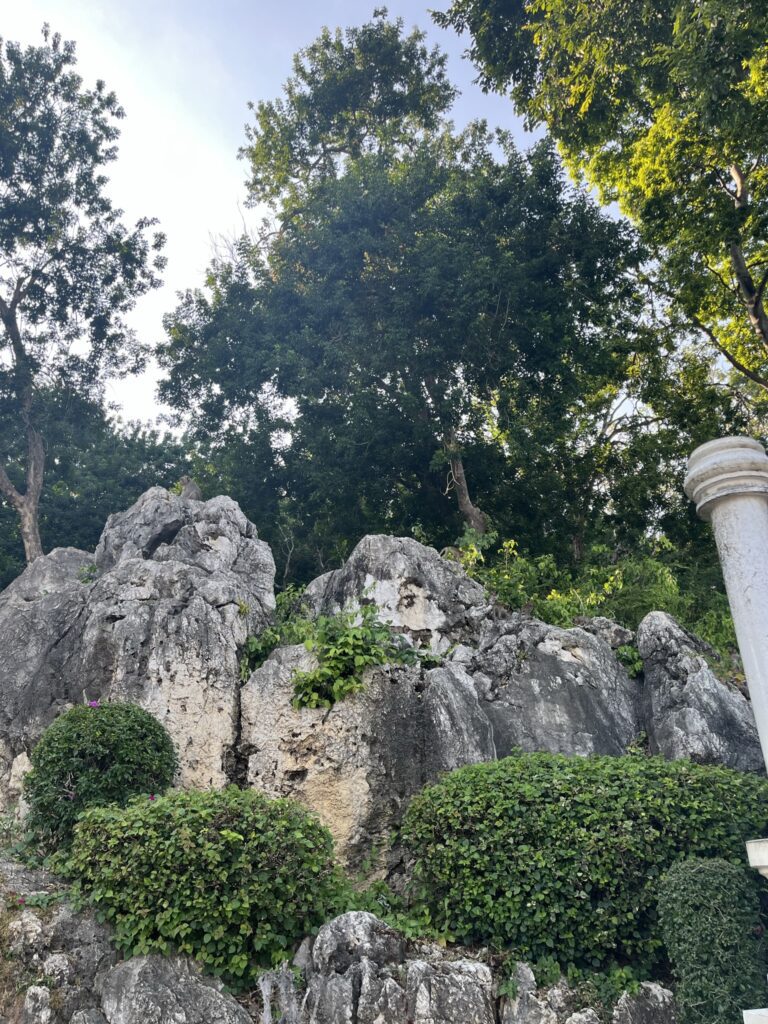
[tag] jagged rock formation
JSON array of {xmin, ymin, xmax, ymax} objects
[
  {"xmin": 0, "ymin": 486, "xmax": 761, "ymax": 859},
  {"xmin": 0, "ymin": 488, "xmax": 275, "ymax": 803},
  {"xmin": 303, "ymin": 535, "xmax": 493, "ymax": 651},
  {"xmin": 0, "ymin": 869, "xmax": 676, "ymax": 1024},
  {"xmin": 638, "ymin": 611, "xmax": 762, "ymax": 772}
]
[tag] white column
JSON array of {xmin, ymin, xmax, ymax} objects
[
  {"xmin": 684, "ymin": 436, "xmax": 768, "ymax": 769},
  {"xmin": 685, "ymin": 438, "xmax": 768, "ymax": 1024}
]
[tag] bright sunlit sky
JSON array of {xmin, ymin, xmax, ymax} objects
[{"xmin": 5, "ymin": 1, "xmax": 532, "ymax": 426}]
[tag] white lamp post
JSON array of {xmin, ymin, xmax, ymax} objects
[{"xmin": 684, "ymin": 436, "xmax": 768, "ymax": 1024}]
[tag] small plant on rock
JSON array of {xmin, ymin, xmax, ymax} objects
[{"xmin": 23, "ymin": 701, "xmax": 177, "ymax": 851}]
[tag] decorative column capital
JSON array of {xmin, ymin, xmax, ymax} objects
[{"xmin": 684, "ymin": 436, "xmax": 768, "ymax": 521}]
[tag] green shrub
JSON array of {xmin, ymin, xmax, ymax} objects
[
  {"xmin": 657, "ymin": 857, "xmax": 767, "ymax": 1024},
  {"xmin": 24, "ymin": 702, "xmax": 176, "ymax": 851},
  {"xmin": 400, "ymin": 752, "xmax": 768, "ymax": 973},
  {"xmin": 68, "ymin": 787, "xmax": 345, "ymax": 988},
  {"xmin": 240, "ymin": 590, "xmax": 426, "ymax": 708}
]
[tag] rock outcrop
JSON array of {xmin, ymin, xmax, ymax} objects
[
  {"xmin": 0, "ymin": 488, "xmax": 275, "ymax": 801},
  {"xmin": 0, "ymin": 486, "xmax": 760, "ymax": 856},
  {"xmin": 638, "ymin": 611, "xmax": 762, "ymax": 772},
  {"xmin": 0, "ymin": 867, "xmax": 676, "ymax": 1024},
  {"xmin": 303, "ymin": 535, "xmax": 492, "ymax": 651}
]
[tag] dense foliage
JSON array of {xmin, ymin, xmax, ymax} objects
[
  {"xmin": 657, "ymin": 857, "xmax": 767, "ymax": 1024},
  {"xmin": 461, "ymin": 535, "xmax": 737, "ymax": 658},
  {"xmin": 239, "ymin": 590, "xmax": 427, "ymax": 707},
  {"xmin": 23, "ymin": 702, "xmax": 177, "ymax": 850},
  {"xmin": 68, "ymin": 787, "xmax": 345, "ymax": 988},
  {"xmin": 436, "ymin": 0, "xmax": 768, "ymax": 399},
  {"xmin": 0, "ymin": 29, "xmax": 165, "ymax": 563},
  {"xmin": 400, "ymin": 751, "xmax": 768, "ymax": 972}
]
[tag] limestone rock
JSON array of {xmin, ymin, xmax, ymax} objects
[
  {"xmin": 467, "ymin": 616, "xmax": 641, "ymax": 757},
  {"xmin": 97, "ymin": 956, "xmax": 252, "ymax": 1023},
  {"xmin": 573, "ymin": 616, "xmax": 634, "ymax": 650},
  {"xmin": 0, "ymin": 488, "xmax": 275, "ymax": 801},
  {"xmin": 0, "ymin": 548, "xmax": 94, "ymax": 809},
  {"xmin": 638, "ymin": 611, "xmax": 762, "ymax": 771},
  {"xmin": 311, "ymin": 913, "xmax": 406, "ymax": 974},
  {"xmin": 500, "ymin": 964, "xmax": 557, "ymax": 1024},
  {"xmin": 303, "ymin": 535, "xmax": 491, "ymax": 651},
  {"xmin": 300, "ymin": 913, "xmax": 494, "ymax": 1024},
  {"xmin": 612, "ymin": 983, "xmax": 676, "ymax": 1023},
  {"xmin": 241, "ymin": 649, "xmax": 495, "ymax": 867}
]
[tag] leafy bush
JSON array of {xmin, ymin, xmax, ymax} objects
[
  {"xmin": 292, "ymin": 601, "xmax": 422, "ymax": 708},
  {"xmin": 400, "ymin": 751, "xmax": 768, "ymax": 973},
  {"xmin": 240, "ymin": 590, "xmax": 426, "ymax": 708},
  {"xmin": 239, "ymin": 585, "xmax": 313, "ymax": 681},
  {"xmin": 657, "ymin": 857, "xmax": 767, "ymax": 1024},
  {"xmin": 462, "ymin": 536, "xmax": 738, "ymax": 660},
  {"xmin": 24, "ymin": 702, "xmax": 176, "ymax": 850},
  {"xmin": 68, "ymin": 787, "xmax": 345, "ymax": 988}
]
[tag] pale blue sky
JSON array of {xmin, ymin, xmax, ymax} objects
[{"xmin": 4, "ymin": 2, "xmax": 530, "ymax": 422}]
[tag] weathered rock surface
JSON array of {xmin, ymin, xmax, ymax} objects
[
  {"xmin": 303, "ymin": 535, "xmax": 492, "ymax": 651},
  {"xmin": 0, "ymin": 488, "xmax": 275, "ymax": 801},
  {"xmin": 463, "ymin": 616, "xmax": 640, "ymax": 757},
  {"xmin": 97, "ymin": 956, "xmax": 253, "ymax": 1024},
  {"xmin": 612, "ymin": 983, "xmax": 677, "ymax": 1023},
  {"xmin": 1, "ymin": 857, "xmax": 117, "ymax": 1023},
  {"xmin": 241, "ymin": 648, "xmax": 495, "ymax": 867},
  {"xmin": 638, "ymin": 611, "xmax": 762, "ymax": 771},
  {"xmin": 265, "ymin": 913, "xmax": 676, "ymax": 1024}
]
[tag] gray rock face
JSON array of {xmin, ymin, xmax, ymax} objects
[
  {"xmin": 0, "ymin": 547, "xmax": 94, "ymax": 809},
  {"xmin": 612, "ymin": 983, "xmax": 677, "ymax": 1023},
  {"xmin": 303, "ymin": 535, "xmax": 492, "ymax": 651},
  {"xmin": 638, "ymin": 611, "xmax": 762, "ymax": 771},
  {"xmin": 0, "ymin": 857, "xmax": 117, "ymax": 1023},
  {"xmin": 465, "ymin": 616, "xmax": 640, "ymax": 757},
  {"xmin": 0, "ymin": 488, "xmax": 275, "ymax": 801},
  {"xmin": 301, "ymin": 913, "xmax": 496, "ymax": 1024},
  {"xmin": 97, "ymin": 956, "xmax": 253, "ymax": 1024},
  {"xmin": 241, "ymin": 649, "xmax": 495, "ymax": 867}
]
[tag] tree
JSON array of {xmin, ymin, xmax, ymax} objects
[
  {"xmin": 0, "ymin": 28, "xmax": 165, "ymax": 562},
  {"xmin": 0, "ymin": 389, "xmax": 187, "ymax": 590},
  {"xmin": 435, "ymin": 0, "xmax": 768, "ymax": 396},
  {"xmin": 160, "ymin": 14, "xmax": 650, "ymax": 572}
]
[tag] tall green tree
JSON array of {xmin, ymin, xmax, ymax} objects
[
  {"xmin": 0, "ymin": 389, "xmax": 187, "ymax": 589},
  {"xmin": 160, "ymin": 14, "xmax": 651, "ymax": 573},
  {"xmin": 0, "ymin": 28, "xmax": 165, "ymax": 562},
  {"xmin": 436, "ymin": 0, "xmax": 768, "ymax": 396}
]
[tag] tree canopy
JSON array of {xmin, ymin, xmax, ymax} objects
[
  {"xmin": 0, "ymin": 27, "xmax": 165, "ymax": 562},
  {"xmin": 436, "ymin": 0, "xmax": 768, "ymax": 396},
  {"xmin": 159, "ymin": 13, "xmax": 679, "ymax": 575}
]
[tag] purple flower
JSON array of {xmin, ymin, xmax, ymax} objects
[
  {"xmin": 148, "ymin": 794, "xmax": 156, "ymax": 801},
  {"xmin": 87, "ymin": 700, "xmax": 100, "ymax": 708}
]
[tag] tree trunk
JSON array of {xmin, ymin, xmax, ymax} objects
[
  {"xmin": 0, "ymin": 421, "xmax": 45, "ymax": 563},
  {"xmin": 447, "ymin": 437, "xmax": 488, "ymax": 535}
]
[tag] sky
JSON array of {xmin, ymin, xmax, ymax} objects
[{"xmin": 4, "ymin": 1, "xmax": 530, "ymax": 426}]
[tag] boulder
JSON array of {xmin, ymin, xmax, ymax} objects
[
  {"xmin": 300, "ymin": 913, "xmax": 495, "ymax": 1024},
  {"xmin": 0, "ymin": 488, "xmax": 275, "ymax": 801},
  {"xmin": 637, "ymin": 612, "xmax": 762, "ymax": 772},
  {"xmin": 612, "ymin": 983, "xmax": 676, "ymax": 1023},
  {"xmin": 462, "ymin": 616, "xmax": 641, "ymax": 757},
  {"xmin": 303, "ymin": 535, "xmax": 492, "ymax": 651},
  {"xmin": 96, "ymin": 956, "xmax": 253, "ymax": 1024}
]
